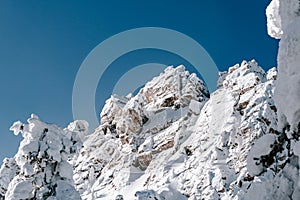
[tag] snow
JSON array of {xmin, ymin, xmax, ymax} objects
[
  {"xmin": 266, "ymin": 0, "xmax": 282, "ymax": 39},
  {"xmin": 73, "ymin": 65, "xmax": 209, "ymax": 199},
  {"xmin": 9, "ymin": 121, "xmax": 23, "ymax": 136},
  {"xmin": 247, "ymin": 134, "xmax": 276, "ymax": 176},
  {"xmin": 293, "ymin": 141, "xmax": 300, "ymax": 188},
  {"xmin": 267, "ymin": 0, "xmax": 300, "ymax": 131},
  {"xmin": 56, "ymin": 180, "xmax": 82, "ymax": 200},
  {"xmin": 0, "ymin": 64, "xmax": 296, "ymax": 199},
  {"xmin": 188, "ymin": 99, "xmax": 203, "ymax": 115},
  {"xmin": 0, "ymin": 158, "xmax": 18, "ymax": 197},
  {"xmin": 72, "ymin": 61, "xmax": 282, "ymax": 199},
  {"xmin": 66, "ymin": 120, "xmax": 89, "ymax": 141},
  {"xmin": 5, "ymin": 179, "xmax": 34, "ymax": 199},
  {"xmin": 1, "ymin": 115, "xmax": 83, "ymax": 200},
  {"xmin": 1, "ymin": 1, "xmax": 300, "ymax": 198}
]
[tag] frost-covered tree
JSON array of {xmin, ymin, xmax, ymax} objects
[
  {"xmin": 0, "ymin": 157, "xmax": 19, "ymax": 199},
  {"xmin": 1, "ymin": 114, "xmax": 88, "ymax": 200}
]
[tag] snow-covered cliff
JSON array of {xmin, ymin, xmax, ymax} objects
[{"xmin": 72, "ymin": 60, "xmax": 285, "ymax": 200}]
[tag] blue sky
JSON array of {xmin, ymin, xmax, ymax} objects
[{"xmin": 0, "ymin": 1, "xmax": 277, "ymax": 162}]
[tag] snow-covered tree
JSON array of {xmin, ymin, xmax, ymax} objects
[{"xmin": 1, "ymin": 114, "xmax": 88, "ymax": 200}]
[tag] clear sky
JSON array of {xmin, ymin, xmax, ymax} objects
[{"xmin": 0, "ymin": 0, "xmax": 278, "ymax": 162}]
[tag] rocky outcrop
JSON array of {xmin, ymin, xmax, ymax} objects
[
  {"xmin": 73, "ymin": 65, "xmax": 209, "ymax": 199},
  {"xmin": 73, "ymin": 61, "xmax": 284, "ymax": 199}
]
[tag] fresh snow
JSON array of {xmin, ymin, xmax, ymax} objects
[
  {"xmin": 1, "ymin": 115, "xmax": 87, "ymax": 199},
  {"xmin": 267, "ymin": 0, "xmax": 300, "ymax": 132},
  {"xmin": 1, "ymin": 0, "xmax": 300, "ymax": 199},
  {"xmin": 72, "ymin": 61, "xmax": 282, "ymax": 199}
]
